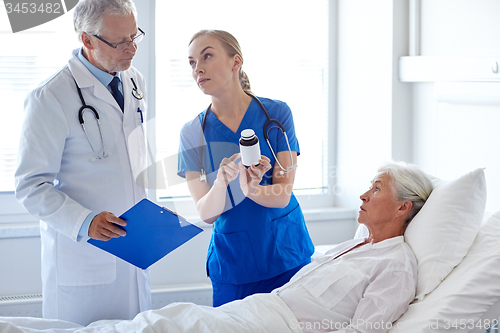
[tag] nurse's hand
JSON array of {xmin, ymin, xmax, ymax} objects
[
  {"xmin": 214, "ymin": 153, "xmax": 241, "ymax": 189},
  {"xmin": 88, "ymin": 211, "xmax": 127, "ymax": 241},
  {"xmin": 238, "ymin": 156, "xmax": 272, "ymax": 197}
]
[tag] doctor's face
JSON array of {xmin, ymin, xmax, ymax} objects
[
  {"xmin": 188, "ymin": 35, "xmax": 239, "ymax": 96},
  {"xmin": 89, "ymin": 13, "xmax": 138, "ymax": 74}
]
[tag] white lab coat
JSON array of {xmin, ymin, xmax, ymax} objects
[{"xmin": 15, "ymin": 49, "xmax": 150, "ymax": 326}]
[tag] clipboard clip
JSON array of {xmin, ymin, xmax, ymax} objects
[{"xmin": 161, "ymin": 206, "xmax": 187, "ymax": 222}]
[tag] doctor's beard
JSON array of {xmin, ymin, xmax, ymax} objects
[{"xmin": 94, "ymin": 46, "xmax": 134, "ymax": 74}]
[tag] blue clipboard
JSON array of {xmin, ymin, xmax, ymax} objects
[{"xmin": 88, "ymin": 199, "xmax": 203, "ymax": 269}]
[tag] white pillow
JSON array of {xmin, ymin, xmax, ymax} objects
[
  {"xmin": 389, "ymin": 211, "xmax": 500, "ymax": 332},
  {"xmin": 353, "ymin": 168, "xmax": 487, "ymax": 301},
  {"xmin": 405, "ymin": 168, "xmax": 486, "ymax": 301}
]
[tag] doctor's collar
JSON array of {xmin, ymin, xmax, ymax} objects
[{"xmin": 76, "ymin": 48, "xmax": 122, "ymax": 88}]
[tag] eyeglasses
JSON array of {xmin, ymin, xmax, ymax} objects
[{"xmin": 93, "ymin": 28, "xmax": 145, "ymax": 52}]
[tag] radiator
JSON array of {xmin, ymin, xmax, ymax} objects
[
  {"xmin": 0, "ymin": 294, "xmax": 43, "ymax": 317},
  {"xmin": 0, "ymin": 284, "xmax": 212, "ymax": 318}
]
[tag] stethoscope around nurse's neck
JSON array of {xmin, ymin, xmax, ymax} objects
[
  {"xmin": 73, "ymin": 77, "xmax": 143, "ymax": 161},
  {"xmin": 199, "ymin": 92, "xmax": 298, "ymax": 183}
]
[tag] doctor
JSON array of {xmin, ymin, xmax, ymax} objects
[{"xmin": 15, "ymin": 0, "xmax": 150, "ymax": 326}]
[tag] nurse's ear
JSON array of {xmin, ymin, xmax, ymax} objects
[{"xmin": 232, "ymin": 54, "xmax": 243, "ymax": 73}]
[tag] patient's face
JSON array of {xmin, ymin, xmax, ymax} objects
[{"xmin": 358, "ymin": 173, "xmax": 401, "ymax": 227}]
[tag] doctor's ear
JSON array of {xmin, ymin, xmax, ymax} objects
[{"xmin": 81, "ymin": 33, "xmax": 95, "ymax": 50}]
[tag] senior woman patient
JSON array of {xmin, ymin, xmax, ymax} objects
[
  {"xmin": 0, "ymin": 161, "xmax": 433, "ymax": 333},
  {"xmin": 276, "ymin": 161, "xmax": 433, "ymax": 332}
]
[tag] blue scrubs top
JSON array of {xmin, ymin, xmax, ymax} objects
[{"xmin": 178, "ymin": 97, "xmax": 314, "ymax": 285}]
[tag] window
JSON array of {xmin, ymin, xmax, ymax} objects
[
  {"xmin": 155, "ymin": 0, "xmax": 333, "ymax": 210},
  {"xmin": 0, "ymin": 3, "xmax": 80, "ymax": 193},
  {"xmin": 0, "ymin": 0, "xmax": 334, "ymax": 218},
  {"xmin": 0, "ymin": 3, "xmax": 80, "ymax": 216}
]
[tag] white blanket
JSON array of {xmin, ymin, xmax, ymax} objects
[{"xmin": 0, "ymin": 293, "xmax": 302, "ymax": 333}]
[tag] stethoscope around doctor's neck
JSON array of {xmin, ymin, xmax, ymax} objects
[
  {"xmin": 199, "ymin": 92, "xmax": 298, "ymax": 183},
  {"xmin": 74, "ymin": 77, "xmax": 143, "ymax": 160}
]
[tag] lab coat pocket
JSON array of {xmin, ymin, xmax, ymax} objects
[
  {"xmin": 208, "ymin": 230, "xmax": 260, "ymax": 284},
  {"xmin": 57, "ymin": 235, "xmax": 116, "ymax": 286},
  {"xmin": 303, "ymin": 261, "xmax": 364, "ymax": 310},
  {"xmin": 271, "ymin": 205, "xmax": 314, "ymax": 270}
]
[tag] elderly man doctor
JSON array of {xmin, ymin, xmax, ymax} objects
[{"xmin": 15, "ymin": 0, "xmax": 150, "ymax": 326}]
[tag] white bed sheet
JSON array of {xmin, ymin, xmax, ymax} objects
[
  {"xmin": 7, "ymin": 241, "xmax": 416, "ymax": 333},
  {"xmin": 0, "ymin": 293, "xmax": 301, "ymax": 333}
]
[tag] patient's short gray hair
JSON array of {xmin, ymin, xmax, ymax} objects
[
  {"xmin": 377, "ymin": 161, "xmax": 433, "ymax": 227},
  {"xmin": 73, "ymin": 0, "xmax": 137, "ymax": 42}
]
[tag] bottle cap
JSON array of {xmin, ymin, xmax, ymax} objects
[{"xmin": 241, "ymin": 129, "xmax": 255, "ymax": 139}]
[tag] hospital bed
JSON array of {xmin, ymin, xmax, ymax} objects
[{"xmin": 0, "ymin": 167, "xmax": 499, "ymax": 332}]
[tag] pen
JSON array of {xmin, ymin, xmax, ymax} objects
[{"xmin": 137, "ymin": 107, "xmax": 143, "ymax": 123}]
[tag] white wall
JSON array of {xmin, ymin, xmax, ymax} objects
[
  {"xmin": 335, "ymin": 0, "xmax": 500, "ymax": 213},
  {"xmin": 335, "ymin": 0, "xmax": 412, "ymax": 209},
  {"xmin": 419, "ymin": 0, "xmax": 500, "ymax": 56},
  {"xmin": 413, "ymin": 0, "xmax": 500, "ymax": 212}
]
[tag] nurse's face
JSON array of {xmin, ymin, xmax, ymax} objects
[
  {"xmin": 86, "ymin": 13, "xmax": 138, "ymax": 75},
  {"xmin": 188, "ymin": 35, "xmax": 239, "ymax": 96},
  {"xmin": 358, "ymin": 173, "xmax": 402, "ymax": 228}
]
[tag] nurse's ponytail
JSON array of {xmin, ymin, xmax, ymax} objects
[
  {"xmin": 239, "ymin": 69, "xmax": 251, "ymax": 94},
  {"xmin": 189, "ymin": 30, "xmax": 252, "ymax": 94}
]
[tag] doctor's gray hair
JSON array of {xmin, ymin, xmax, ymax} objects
[
  {"xmin": 377, "ymin": 161, "xmax": 433, "ymax": 227},
  {"xmin": 73, "ymin": 0, "xmax": 138, "ymax": 42},
  {"xmin": 189, "ymin": 30, "xmax": 252, "ymax": 94}
]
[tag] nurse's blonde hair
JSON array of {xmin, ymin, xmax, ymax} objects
[{"xmin": 189, "ymin": 30, "xmax": 252, "ymax": 94}]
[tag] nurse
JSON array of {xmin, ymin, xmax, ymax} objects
[
  {"xmin": 15, "ymin": 0, "xmax": 150, "ymax": 326},
  {"xmin": 178, "ymin": 30, "xmax": 314, "ymax": 306}
]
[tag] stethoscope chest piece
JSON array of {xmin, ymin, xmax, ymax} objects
[
  {"xmin": 132, "ymin": 87, "xmax": 143, "ymax": 100},
  {"xmin": 131, "ymin": 78, "xmax": 143, "ymax": 100}
]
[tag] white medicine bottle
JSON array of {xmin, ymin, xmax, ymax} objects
[{"xmin": 239, "ymin": 129, "xmax": 261, "ymax": 167}]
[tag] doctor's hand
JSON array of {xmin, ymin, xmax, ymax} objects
[
  {"xmin": 213, "ymin": 153, "xmax": 241, "ymax": 189},
  {"xmin": 238, "ymin": 156, "xmax": 271, "ymax": 198},
  {"xmin": 88, "ymin": 212, "xmax": 127, "ymax": 241}
]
